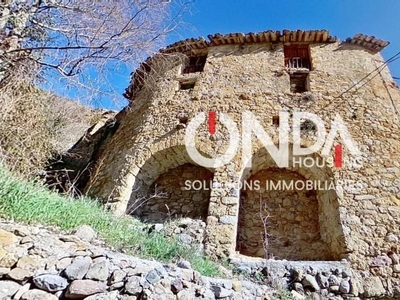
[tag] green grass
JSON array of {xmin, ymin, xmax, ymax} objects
[{"xmin": 0, "ymin": 167, "xmax": 220, "ymax": 276}]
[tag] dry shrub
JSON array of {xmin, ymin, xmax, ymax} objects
[
  {"xmin": 46, "ymin": 95, "xmax": 112, "ymax": 153},
  {"xmin": 0, "ymin": 43, "xmax": 113, "ymax": 178},
  {"xmin": 0, "ymin": 69, "xmax": 56, "ymax": 177}
]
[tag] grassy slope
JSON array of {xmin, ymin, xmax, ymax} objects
[{"xmin": 0, "ymin": 167, "xmax": 219, "ymax": 276}]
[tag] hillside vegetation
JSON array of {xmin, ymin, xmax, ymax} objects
[
  {"xmin": 0, "ymin": 75, "xmax": 109, "ymax": 178},
  {"xmin": 0, "ymin": 166, "xmax": 220, "ymax": 276}
]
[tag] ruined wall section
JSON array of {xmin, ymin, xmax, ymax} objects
[{"xmin": 86, "ymin": 93, "xmax": 156, "ymax": 212}]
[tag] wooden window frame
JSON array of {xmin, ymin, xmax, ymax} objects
[{"xmin": 284, "ymin": 45, "xmax": 311, "ymax": 70}]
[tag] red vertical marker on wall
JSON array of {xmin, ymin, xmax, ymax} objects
[
  {"xmin": 208, "ymin": 111, "xmax": 216, "ymax": 134},
  {"xmin": 334, "ymin": 144, "xmax": 343, "ymax": 168}
]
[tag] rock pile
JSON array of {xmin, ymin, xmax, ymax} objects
[
  {"xmin": 0, "ymin": 222, "xmax": 269, "ymax": 299},
  {"xmin": 150, "ymin": 218, "xmax": 206, "ymax": 250},
  {"xmin": 1, "ymin": 220, "xmax": 399, "ymax": 299},
  {"xmin": 230, "ymin": 256, "xmax": 400, "ymax": 299}
]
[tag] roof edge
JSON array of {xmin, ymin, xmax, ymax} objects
[
  {"xmin": 161, "ymin": 30, "xmax": 338, "ymax": 54},
  {"xmin": 345, "ymin": 34, "xmax": 390, "ymax": 52}
]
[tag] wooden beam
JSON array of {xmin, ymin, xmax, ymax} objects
[
  {"xmin": 309, "ymin": 30, "xmax": 316, "ymax": 42},
  {"xmin": 304, "ymin": 31, "xmax": 311, "ymax": 42},
  {"xmin": 322, "ymin": 31, "xmax": 329, "ymax": 42}
]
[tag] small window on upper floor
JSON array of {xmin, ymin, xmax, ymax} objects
[
  {"xmin": 179, "ymin": 79, "xmax": 196, "ymax": 90},
  {"xmin": 290, "ymin": 73, "xmax": 309, "ymax": 93},
  {"xmin": 284, "ymin": 45, "xmax": 311, "ymax": 70},
  {"xmin": 182, "ymin": 55, "xmax": 207, "ymax": 74}
]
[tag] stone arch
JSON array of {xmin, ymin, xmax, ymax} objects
[
  {"xmin": 236, "ymin": 147, "xmax": 346, "ymax": 260},
  {"xmin": 127, "ymin": 144, "xmax": 214, "ymax": 223}
]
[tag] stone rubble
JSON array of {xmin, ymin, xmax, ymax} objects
[
  {"xmin": 0, "ymin": 222, "xmax": 272, "ymax": 300},
  {"xmin": 1, "ymin": 221, "xmax": 399, "ymax": 299},
  {"xmin": 229, "ymin": 256, "xmax": 399, "ymax": 299}
]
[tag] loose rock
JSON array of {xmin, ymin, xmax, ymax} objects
[
  {"xmin": 65, "ymin": 279, "xmax": 107, "ymax": 299},
  {"xmin": 339, "ymin": 278, "xmax": 351, "ymax": 293},
  {"xmin": 211, "ymin": 285, "xmax": 233, "ymax": 298},
  {"xmin": 33, "ymin": 274, "xmax": 68, "ymax": 292},
  {"xmin": 74, "ymin": 225, "xmax": 97, "ymax": 242},
  {"xmin": 64, "ymin": 256, "xmax": 92, "ymax": 280},
  {"xmin": 21, "ymin": 289, "xmax": 58, "ymax": 300},
  {"xmin": 0, "ymin": 280, "xmax": 21, "ymax": 298},
  {"xmin": 302, "ymin": 274, "xmax": 320, "ymax": 291},
  {"xmin": 125, "ymin": 276, "xmax": 142, "ymax": 295},
  {"xmin": 7, "ymin": 268, "xmax": 32, "ymax": 283},
  {"xmin": 85, "ymin": 260, "xmax": 109, "ymax": 281}
]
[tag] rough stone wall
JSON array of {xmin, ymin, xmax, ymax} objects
[
  {"xmin": 243, "ymin": 149, "xmax": 346, "ymax": 260},
  {"xmin": 130, "ymin": 164, "xmax": 213, "ymax": 222},
  {"xmin": 84, "ymin": 33, "xmax": 400, "ymax": 293},
  {"xmin": 237, "ymin": 168, "xmax": 332, "ymax": 261}
]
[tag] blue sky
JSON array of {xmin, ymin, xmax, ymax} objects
[
  {"xmin": 172, "ymin": 0, "xmax": 400, "ymax": 68},
  {"xmin": 98, "ymin": 0, "xmax": 400, "ymax": 109}
]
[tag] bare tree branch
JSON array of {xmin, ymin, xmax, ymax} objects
[{"xmin": 0, "ymin": 0, "xmax": 190, "ymax": 103}]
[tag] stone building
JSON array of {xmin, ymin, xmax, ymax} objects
[{"xmin": 66, "ymin": 30, "xmax": 400, "ymax": 286}]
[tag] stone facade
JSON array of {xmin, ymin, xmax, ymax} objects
[{"xmin": 69, "ymin": 30, "xmax": 400, "ymax": 293}]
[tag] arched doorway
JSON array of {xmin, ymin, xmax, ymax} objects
[
  {"xmin": 237, "ymin": 168, "xmax": 332, "ymax": 260},
  {"xmin": 236, "ymin": 148, "xmax": 346, "ymax": 261},
  {"xmin": 126, "ymin": 145, "xmax": 214, "ymax": 223},
  {"xmin": 131, "ymin": 163, "xmax": 213, "ymax": 222}
]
